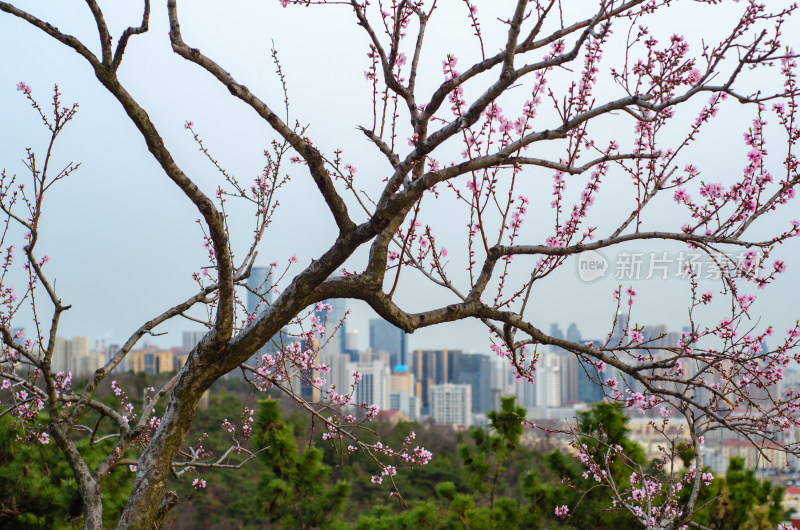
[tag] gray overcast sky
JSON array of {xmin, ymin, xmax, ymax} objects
[{"xmin": 1, "ymin": 1, "xmax": 798, "ymax": 355}]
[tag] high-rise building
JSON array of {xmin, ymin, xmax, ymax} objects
[
  {"xmin": 346, "ymin": 360, "xmax": 389, "ymax": 412},
  {"xmin": 455, "ymin": 353, "xmax": 492, "ymax": 413},
  {"xmin": 430, "ymin": 383, "xmax": 472, "ymax": 427},
  {"xmin": 317, "ymin": 298, "xmax": 347, "ymax": 357},
  {"xmin": 369, "ymin": 319, "xmax": 406, "ymax": 369},
  {"xmin": 316, "ymin": 298, "xmax": 349, "ymax": 397},
  {"xmin": 107, "ymin": 343, "xmax": 122, "ymax": 371},
  {"xmin": 550, "ymin": 323, "xmax": 565, "ymax": 342},
  {"xmin": 411, "ymin": 349, "xmax": 460, "ymax": 414},
  {"xmin": 291, "ymin": 366, "xmax": 321, "ymax": 403},
  {"xmin": 577, "ymin": 341, "xmax": 605, "ymax": 403},
  {"xmin": 389, "ymin": 391, "xmax": 421, "ymax": 421},
  {"xmin": 344, "ymin": 329, "xmax": 359, "ymax": 360},
  {"xmin": 560, "ymin": 352, "xmax": 580, "ymax": 405},
  {"xmin": 515, "ymin": 374, "xmax": 537, "ymax": 409},
  {"xmin": 490, "ymin": 355, "xmax": 517, "ymax": 410},
  {"xmin": 243, "ymin": 266, "xmax": 276, "ymax": 375},
  {"xmin": 247, "ymin": 266, "xmax": 273, "ymax": 316},
  {"xmin": 128, "ymin": 349, "xmax": 185, "ymax": 375},
  {"xmin": 610, "ymin": 313, "xmax": 629, "ymax": 345},
  {"xmin": 182, "ymin": 330, "xmax": 205, "ymax": 351},
  {"xmin": 359, "ymin": 349, "xmax": 391, "ymax": 366},
  {"xmin": 566, "ymin": 322, "xmax": 582, "ymax": 343},
  {"xmin": 323, "ymin": 351, "xmax": 351, "ymax": 397},
  {"xmin": 75, "ymin": 350, "xmax": 104, "ymax": 378},
  {"xmin": 345, "ymin": 329, "xmax": 359, "ymax": 350},
  {"xmin": 534, "ymin": 351, "xmax": 561, "ymax": 408},
  {"xmin": 52, "ymin": 336, "xmax": 90, "ymax": 376},
  {"xmin": 389, "ymin": 367, "xmax": 415, "ymax": 394}
]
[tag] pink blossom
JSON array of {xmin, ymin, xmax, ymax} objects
[
  {"xmin": 687, "ymin": 68, "xmax": 702, "ymax": 84},
  {"xmin": 16, "ymin": 82, "xmax": 31, "ymax": 95},
  {"xmin": 595, "ymin": 361, "xmax": 606, "ymax": 373},
  {"xmin": 626, "ymin": 287, "xmax": 637, "ymax": 305}
]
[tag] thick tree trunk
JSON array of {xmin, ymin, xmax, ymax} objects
[
  {"xmin": 116, "ymin": 359, "xmax": 215, "ymax": 529},
  {"xmin": 50, "ymin": 422, "xmax": 105, "ymax": 530},
  {"xmin": 81, "ymin": 491, "xmax": 104, "ymax": 530}
]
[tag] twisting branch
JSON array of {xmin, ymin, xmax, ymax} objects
[
  {"xmin": 111, "ymin": 0, "xmax": 150, "ymax": 72},
  {"xmin": 167, "ymin": 0, "xmax": 356, "ymax": 236}
]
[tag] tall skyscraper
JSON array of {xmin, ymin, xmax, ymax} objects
[
  {"xmin": 52, "ymin": 336, "xmax": 90, "ymax": 375},
  {"xmin": 317, "ymin": 298, "xmax": 347, "ymax": 357},
  {"xmin": 323, "ymin": 351, "xmax": 351, "ymax": 396},
  {"xmin": 389, "ymin": 391, "xmax": 421, "ymax": 421},
  {"xmin": 369, "ymin": 319, "xmax": 406, "ymax": 369},
  {"xmin": 314, "ymin": 299, "xmax": 349, "ymax": 400},
  {"xmin": 566, "ymin": 323, "xmax": 582, "ymax": 343},
  {"xmin": 244, "ymin": 266, "xmax": 280, "ymax": 374},
  {"xmin": 610, "ymin": 313, "xmax": 629, "ymax": 345},
  {"xmin": 344, "ymin": 329, "xmax": 359, "ymax": 361},
  {"xmin": 578, "ymin": 340, "xmax": 605, "ymax": 403},
  {"xmin": 107, "ymin": 343, "xmax": 122, "ymax": 371},
  {"xmin": 534, "ymin": 351, "xmax": 561, "ymax": 408},
  {"xmin": 560, "ymin": 352, "xmax": 580, "ymax": 405},
  {"xmin": 455, "ymin": 353, "xmax": 492, "ymax": 413},
  {"xmin": 387, "ymin": 367, "xmax": 420, "ymax": 419},
  {"xmin": 389, "ymin": 367, "xmax": 415, "ymax": 394},
  {"xmin": 182, "ymin": 330, "xmax": 205, "ymax": 351},
  {"xmin": 411, "ymin": 349, "xmax": 460, "ymax": 414},
  {"xmin": 490, "ymin": 355, "xmax": 517, "ymax": 410},
  {"xmin": 515, "ymin": 374, "xmax": 537, "ymax": 409},
  {"xmin": 345, "ymin": 329, "xmax": 359, "ymax": 350},
  {"xmin": 346, "ymin": 360, "xmax": 390, "ymax": 411},
  {"xmin": 247, "ymin": 266, "xmax": 273, "ymax": 316},
  {"xmin": 430, "ymin": 383, "xmax": 472, "ymax": 427}
]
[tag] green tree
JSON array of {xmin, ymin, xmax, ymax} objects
[
  {"xmin": 459, "ymin": 396, "xmax": 525, "ymax": 510},
  {"xmin": 255, "ymin": 399, "xmax": 350, "ymax": 529},
  {"xmin": 0, "ymin": 415, "xmax": 132, "ymax": 529},
  {"xmin": 577, "ymin": 402, "xmax": 646, "ymax": 474},
  {"xmin": 695, "ymin": 457, "xmax": 786, "ymax": 530},
  {"xmin": 741, "ymin": 505, "xmax": 773, "ymax": 530},
  {"xmin": 564, "ymin": 402, "xmax": 646, "ymax": 529}
]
